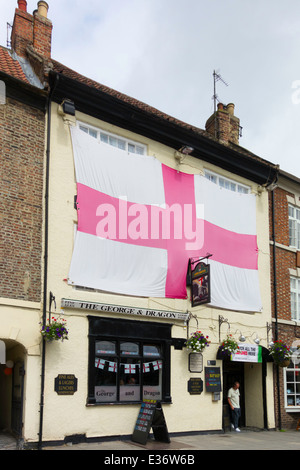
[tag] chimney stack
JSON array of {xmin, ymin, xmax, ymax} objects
[
  {"xmin": 205, "ymin": 103, "xmax": 241, "ymax": 146},
  {"xmin": 11, "ymin": 2, "xmax": 33, "ymax": 57},
  {"xmin": 11, "ymin": 1, "xmax": 52, "ymax": 59},
  {"xmin": 33, "ymin": 2, "xmax": 52, "ymax": 58}
]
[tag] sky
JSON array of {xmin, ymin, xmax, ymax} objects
[{"xmin": 1, "ymin": 0, "xmax": 300, "ymax": 178}]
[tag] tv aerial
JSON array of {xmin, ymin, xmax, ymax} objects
[{"xmin": 213, "ymin": 70, "xmax": 229, "ymax": 113}]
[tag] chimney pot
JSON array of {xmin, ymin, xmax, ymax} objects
[
  {"xmin": 37, "ymin": 1, "xmax": 49, "ymax": 18},
  {"xmin": 227, "ymin": 103, "xmax": 235, "ymax": 116},
  {"xmin": 17, "ymin": 0, "xmax": 27, "ymax": 12}
]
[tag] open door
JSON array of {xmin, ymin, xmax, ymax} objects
[{"xmin": 223, "ymin": 361, "xmax": 245, "ymax": 429}]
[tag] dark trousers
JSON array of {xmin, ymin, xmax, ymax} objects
[{"xmin": 231, "ymin": 407, "xmax": 241, "ymax": 429}]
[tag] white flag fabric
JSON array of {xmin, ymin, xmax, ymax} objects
[{"xmin": 68, "ymin": 126, "xmax": 262, "ymax": 312}]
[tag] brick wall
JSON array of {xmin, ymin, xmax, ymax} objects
[
  {"xmin": 272, "ymin": 324, "xmax": 300, "ymax": 429},
  {"xmin": 269, "ymin": 188, "xmax": 297, "ymax": 321},
  {"xmin": 0, "ymin": 96, "xmax": 45, "ymax": 302},
  {"xmin": 269, "ymin": 188, "xmax": 300, "ymax": 428},
  {"xmin": 33, "ymin": 12, "xmax": 52, "ymax": 59},
  {"xmin": 205, "ymin": 103, "xmax": 240, "ymax": 145},
  {"xmin": 11, "ymin": 7, "xmax": 52, "ymax": 59},
  {"xmin": 11, "ymin": 8, "xmax": 33, "ymax": 58}
]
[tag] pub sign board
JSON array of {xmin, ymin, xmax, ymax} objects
[
  {"xmin": 190, "ymin": 262, "xmax": 211, "ymax": 307},
  {"xmin": 132, "ymin": 401, "xmax": 170, "ymax": 445},
  {"xmin": 189, "ymin": 353, "xmax": 203, "ymax": 373},
  {"xmin": 188, "ymin": 378, "xmax": 203, "ymax": 395},
  {"xmin": 54, "ymin": 375, "xmax": 78, "ymax": 396},
  {"xmin": 204, "ymin": 367, "xmax": 221, "ymax": 393}
]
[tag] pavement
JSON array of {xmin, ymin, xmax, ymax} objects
[{"xmin": 1, "ymin": 428, "xmax": 300, "ymax": 451}]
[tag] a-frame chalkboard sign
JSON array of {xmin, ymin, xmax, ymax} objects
[{"xmin": 132, "ymin": 401, "xmax": 170, "ymax": 445}]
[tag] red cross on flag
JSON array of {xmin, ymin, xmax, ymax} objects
[
  {"xmin": 68, "ymin": 127, "xmax": 262, "ymax": 312},
  {"xmin": 108, "ymin": 362, "xmax": 117, "ymax": 373},
  {"xmin": 124, "ymin": 364, "xmax": 137, "ymax": 374}
]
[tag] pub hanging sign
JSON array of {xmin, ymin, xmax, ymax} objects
[{"xmin": 187, "ymin": 259, "xmax": 211, "ymax": 307}]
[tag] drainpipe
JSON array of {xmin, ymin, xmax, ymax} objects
[
  {"xmin": 271, "ymin": 188, "xmax": 281, "ymax": 430},
  {"xmin": 38, "ymin": 74, "xmax": 59, "ymax": 450}
]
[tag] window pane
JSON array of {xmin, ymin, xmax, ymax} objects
[
  {"xmin": 117, "ymin": 139, "xmax": 126, "ymax": 150},
  {"xmin": 100, "ymin": 132, "xmax": 108, "ymax": 143},
  {"xmin": 128, "ymin": 143, "xmax": 135, "ymax": 153},
  {"xmin": 120, "ymin": 342, "xmax": 139, "ymax": 356},
  {"xmin": 287, "ymin": 396, "xmax": 295, "ymax": 406},
  {"xmin": 286, "ymin": 370, "xmax": 294, "ymax": 382},
  {"xmin": 89, "ymin": 129, "xmax": 97, "ymax": 139},
  {"xmin": 143, "ymin": 344, "xmax": 161, "ymax": 357},
  {"xmin": 142, "ymin": 359, "xmax": 162, "ymax": 401},
  {"xmin": 120, "ymin": 359, "xmax": 140, "ymax": 401},
  {"xmin": 95, "ymin": 341, "xmax": 116, "ymax": 355},
  {"xmin": 79, "ymin": 125, "xmax": 88, "ymax": 134},
  {"xmin": 94, "ymin": 356, "xmax": 117, "ymax": 402},
  {"xmin": 205, "ymin": 172, "xmax": 217, "ymax": 184},
  {"xmin": 136, "ymin": 146, "xmax": 144, "ymax": 155},
  {"xmin": 289, "ymin": 219, "xmax": 296, "ymax": 246},
  {"xmin": 109, "ymin": 136, "xmax": 118, "ymax": 147}
]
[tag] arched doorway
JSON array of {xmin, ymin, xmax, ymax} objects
[{"xmin": 0, "ymin": 340, "xmax": 26, "ymax": 439}]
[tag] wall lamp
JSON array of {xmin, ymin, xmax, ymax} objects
[
  {"xmin": 58, "ymin": 99, "xmax": 76, "ymax": 116},
  {"xmin": 179, "ymin": 146, "xmax": 194, "ymax": 155},
  {"xmin": 250, "ymin": 332, "xmax": 260, "ymax": 345},
  {"xmin": 62, "ymin": 99, "xmax": 76, "ymax": 116},
  {"xmin": 235, "ymin": 330, "xmax": 246, "ymax": 342}
]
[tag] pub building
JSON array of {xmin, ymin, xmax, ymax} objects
[
  {"xmin": 37, "ymin": 91, "xmax": 276, "ymax": 445},
  {"xmin": 0, "ymin": 1, "xmax": 279, "ymax": 448}
]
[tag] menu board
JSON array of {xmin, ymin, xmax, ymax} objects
[
  {"xmin": 204, "ymin": 367, "xmax": 221, "ymax": 392},
  {"xmin": 132, "ymin": 401, "xmax": 170, "ymax": 445}
]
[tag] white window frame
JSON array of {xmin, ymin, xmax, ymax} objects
[
  {"xmin": 284, "ymin": 355, "xmax": 300, "ymax": 412},
  {"xmin": 77, "ymin": 121, "xmax": 147, "ymax": 156},
  {"xmin": 288, "ymin": 204, "xmax": 300, "ymax": 249},
  {"xmin": 291, "ymin": 276, "xmax": 300, "ymax": 322},
  {"xmin": 204, "ymin": 170, "xmax": 250, "ymax": 194}
]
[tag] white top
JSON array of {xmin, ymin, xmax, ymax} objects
[{"xmin": 228, "ymin": 387, "xmax": 240, "ymax": 409}]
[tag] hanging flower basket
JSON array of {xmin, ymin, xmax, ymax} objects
[
  {"xmin": 186, "ymin": 331, "xmax": 210, "ymax": 353},
  {"xmin": 221, "ymin": 334, "xmax": 239, "ymax": 354},
  {"xmin": 278, "ymin": 359, "xmax": 290, "ymax": 368},
  {"xmin": 217, "ymin": 335, "xmax": 239, "ymax": 360},
  {"xmin": 269, "ymin": 340, "xmax": 291, "ymax": 366},
  {"xmin": 41, "ymin": 317, "xmax": 69, "ymax": 342}
]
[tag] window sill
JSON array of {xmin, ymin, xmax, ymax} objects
[
  {"xmin": 86, "ymin": 399, "xmax": 172, "ymax": 407},
  {"xmin": 285, "ymin": 407, "xmax": 300, "ymax": 413}
]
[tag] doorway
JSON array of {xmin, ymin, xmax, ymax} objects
[
  {"xmin": 223, "ymin": 360, "xmax": 245, "ymax": 429},
  {"xmin": 11, "ymin": 361, "xmax": 25, "ymax": 438},
  {"xmin": 0, "ymin": 341, "xmax": 25, "ymax": 439}
]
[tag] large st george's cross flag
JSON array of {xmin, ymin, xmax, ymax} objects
[{"xmin": 68, "ymin": 126, "xmax": 262, "ymax": 312}]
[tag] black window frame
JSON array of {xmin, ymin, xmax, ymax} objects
[{"xmin": 87, "ymin": 316, "xmax": 172, "ymax": 405}]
